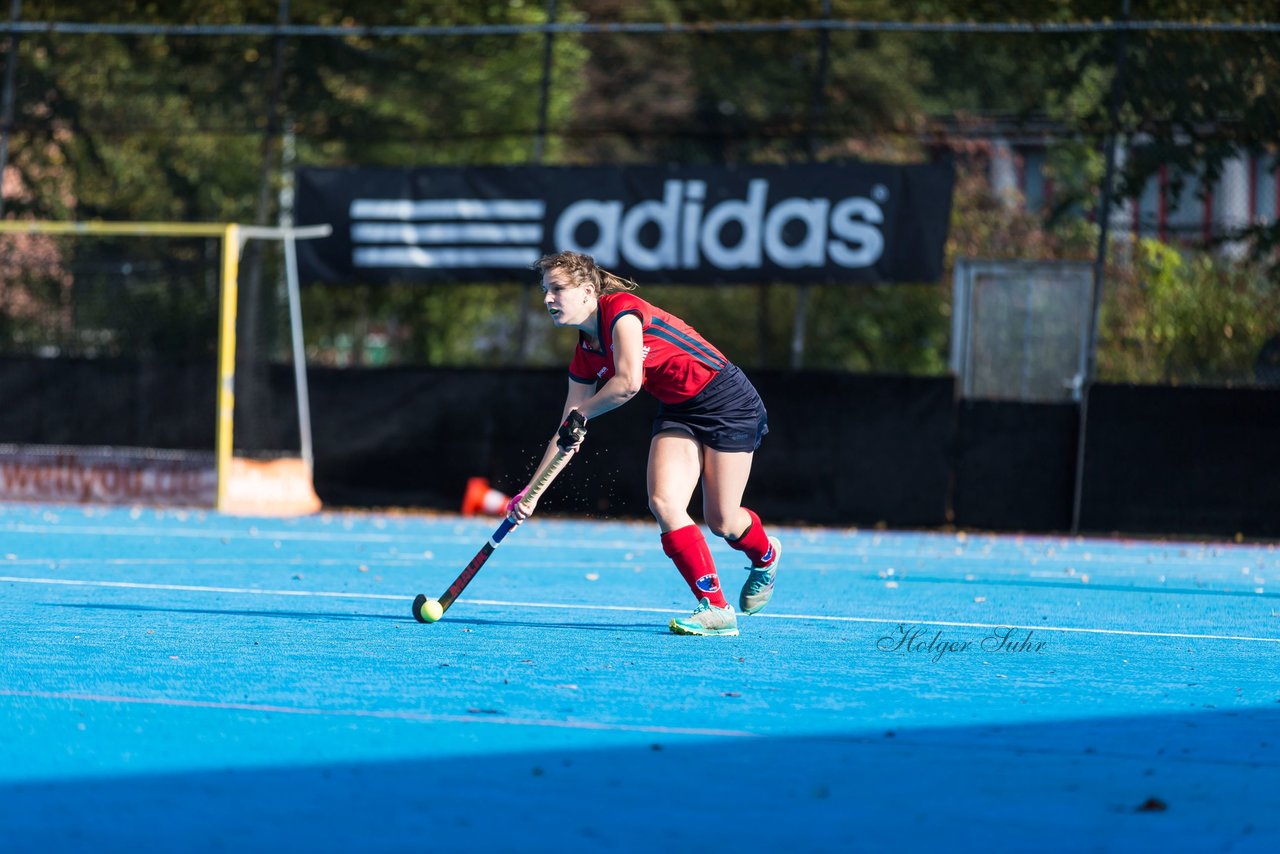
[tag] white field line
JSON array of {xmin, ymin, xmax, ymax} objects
[
  {"xmin": 4, "ymin": 575, "xmax": 1278, "ymax": 645},
  {"xmin": 2, "ymin": 557, "xmax": 425, "ymax": 567},
  {"xmin": 0, "ymin": 557, "xmax": 1273, "ymax": 588},
  {"xmin": 0, "ymin": 522, "xmax": 443, "ymax": 544},
  {"xmin": 5, "ymin": 520, "xmax": 1275, "ymax": 562},
  {"xmin": 0, "ymin": 575, "xmax": 406, "ymax": 599},
  {"xmin": 0, "ymin": 689, "xmax": 755, "ymax": 738},
  {"xmin": 4, "ymin": 558, "xmax": 1272, "ymax": 597},
  {"xmin": 3, "ymin": 548, "xmax": 1275, "ymax": 579},
  {"xmin": 0, "ymin": 522, "xmax": 657, "ymax": 551}
]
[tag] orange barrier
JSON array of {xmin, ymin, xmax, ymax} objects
[
  {"xmin": 221, "ymin": 457, "xmax": 322, "ymax": 517},
  {"xmin": 460, "ymin": 476, "xmax": 511, "ymax": 516},
  {"xmin": 0, "ymin": 446, "xmax": 320, "ymax": 516}
]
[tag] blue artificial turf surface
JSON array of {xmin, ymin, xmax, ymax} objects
[{"xmin": 1, "ymin": 503, "xmax": 1278, "ymax": 851}]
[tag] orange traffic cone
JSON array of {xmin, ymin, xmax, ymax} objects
[{"xmin": 461, "ymin": 476, "xmax": 511, "ymax": 516}]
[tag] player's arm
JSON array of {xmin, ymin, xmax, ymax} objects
[
  {"xmin": 508, "ymin": 316, "xmax": 643, "ymax": 522},
  {"xmin": 507, "ymin": 378, "xmax": 594, "ymax": 523},
  {"xmin": 577, "ymin": 312, "xmax": 644, "ymax": 420}
]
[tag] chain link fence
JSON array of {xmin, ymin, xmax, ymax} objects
[{"xmin": 1, "ymin": 6, "xmax": 1278, "ymax": 387}]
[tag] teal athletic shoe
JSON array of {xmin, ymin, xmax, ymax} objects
[
  {"xmin": 669, "ymin": 597, "xmax": 739, "ymax": 637},
  {"xmin": 739, "ymin": 536, "xmax": 781, "ymax": 615}
]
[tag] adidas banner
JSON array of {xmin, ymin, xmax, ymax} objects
[{"xmin": 295, "ymin": 162, "xmax": 954, "ymax": 285}]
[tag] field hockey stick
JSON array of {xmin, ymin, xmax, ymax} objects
[{"xmin": 411, "ymin": 423, "xmax": 584, "ymax": 623}]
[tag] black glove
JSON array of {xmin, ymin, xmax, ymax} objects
[{"xmin": 557, "ymin": 410, "xmax": 588, "ymax": 452}]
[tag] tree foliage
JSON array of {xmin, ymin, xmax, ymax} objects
[
  {"xmin": 1, "ymin": 1, "xmax": 1277, "ymax": 381},
  {"xmin": 1100, "ymin": 240, "xmax": 1280, "ymax": 384}
]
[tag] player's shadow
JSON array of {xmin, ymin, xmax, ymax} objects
[{"xmin": 416, "ymin": 616, "xmax": 663, "ymax": 633}]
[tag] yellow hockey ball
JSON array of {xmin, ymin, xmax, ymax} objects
[{"xmin": 419, "ymin": 598, "xmax": 444, "ymax": 623}]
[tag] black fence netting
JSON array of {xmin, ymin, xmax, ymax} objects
[
  {"xmin": 0, "ymin": 230, "xmax": 301, "ymax": 453},
  {"xmin": 0, "ymin": 3, "xmax": 1278, "ymax": 386},
  {"xmin": 2, "ymin": 4, "xmax": 1280, "ymax": 532}
]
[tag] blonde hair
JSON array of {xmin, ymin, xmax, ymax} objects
[{"xmin": 534, "ymin": 250, "xmax": 638, "ymax": 295}]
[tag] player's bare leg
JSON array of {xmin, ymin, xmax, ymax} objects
[
  {"xmin": 647, "ymin": 429, "xmax": 702, "ymax": 534},
  {"xmin": 699, "ymin": 447, "xmax": 753, "ymax": 538},
  {"xmin": 702, "ymin": 446, "xmax": 781, "ymax": 615},
  {"xmin": 649, "ymin": 430, "xmax": 738, "ymax": 636}
]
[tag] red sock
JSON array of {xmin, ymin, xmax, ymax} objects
[
  {"xmin": 661, "ymin": 525, "xmax": 729, "ymax": 608},
  {"xmin": 726, "ymin": 508, "xmax": 776, "ymax": 567}
]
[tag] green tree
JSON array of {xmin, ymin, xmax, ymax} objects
[
  {"xmin": 565, "ymin": 0, "xmax": 928, "ymax": 164},
  {"xmin": 4, "ymin": 1, "xmax": 592, "ymax": 370},
  {"xmin": 6, "ymin": 2, "xmax": 1279, "ymax": 379},
  {"xmin": 1100, "ymin": 240, "xmax": 1280, "ymax": 384}
]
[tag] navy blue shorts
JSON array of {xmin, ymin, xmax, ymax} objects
[{"xmin": 652, "ymin": 364, "xmax": 769, "ymax": 452}]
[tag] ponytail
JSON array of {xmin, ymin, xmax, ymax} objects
[
  {"xmin": 534, "ymin": 251, "xmax": 638, "ymax": 294},
  {"xmin": 598, "ymin": 269, "xmax": 639, "ymax": 294}
]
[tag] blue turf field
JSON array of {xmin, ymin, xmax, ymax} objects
[{"xmin": 2, "ymin": 503, "xmax": 1278, "ymax": 852}]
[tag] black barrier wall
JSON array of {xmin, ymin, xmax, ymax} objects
[
  {"xmin": 1078, "ymin": 384, "xmax": 1280, "ymax": 538},
  {"xmin": 0, "ymin": 357, "xmax": 219, "ymax": 448},
  {"xmin": 306, "ymin": 368, "xmax": 955, "ymax": 529},
  {"xmin": 950, "ymin": 400, "xmax": 1079, "ymax": 533},
  {"xmin": 3, "ymin": 357, "xmax": 1278, "ymax": 539}
]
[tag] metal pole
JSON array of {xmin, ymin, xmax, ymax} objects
[
  {"xmin": 238, "ymin": 0, "xmax": 291, "ymax": 451},
  {"xmin": 790, "ymin": 0, "xmax": 832, "ymax": 370},
  {"xmin": 1071, "ymin": 0, "xmax": 1131, "ymax": 533},
  {"xmin": 278, "ymin": 121, "xmax": 313, "ymax": 472},
  {"xmin": 258, "ymin": 0, "xmax": 289, "ymax": 225},
  {"xmin": 0, "ymin": 0, "xmax": 21, "ymax": 217},
  {"xmin": 215, "ymin": 224, "xmax": 242, "ymax": 512},
  {"xmin": 519, "ymin": 0, "xmax": 557, "ymax": 361},
  {"xmin": 788, "ymin": 286, "xmax": 808, "ymax": 369},
  {"xmin": 282, "ymin": 224, "xmax": 314, "ymax": 473},
  {"xmin": 532, "ymin": 0, "xmax": 557, "ymax": 163},
  {"xmin": 807, "ymin": 0, "xmax": 832, "ymax": 161}
]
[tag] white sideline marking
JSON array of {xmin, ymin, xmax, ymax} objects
[
  {"xmin": 5, "ymin": 521, "xmax": 1277, "ymax": 575},
  {"xmin": 4, "ymin": 575, "xmax": 1279, "ymax": 645},
  {"xmin": 480, "ymin": 598, "xmax": 1280, "ymax": 644},
  {"xmin": 753, "ymin": 612, "xmax": 1280, "ymax": 645},
  {"xmin": 0, "ymin": 576, "xmax": 405, "ymax": 600},
  {"xmin": 0, "ymin": 522, "xmax": 658, "ymax": 551},
  {"xmin": 4, "ymin": 558, "xmax": 423, "ymax": 567},
  {"xmin": 0, "ymin": 523, "xmax": 422, "ymax": 543},
  {"xmin": 0, "ymin": 689, "xmax": 755, "ymax": 738}
]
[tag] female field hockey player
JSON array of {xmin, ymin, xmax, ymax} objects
[{"xmin": 507, "ymin": 250, "xmax": 780, "ymax": 637}]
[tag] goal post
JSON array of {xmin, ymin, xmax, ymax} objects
[{"xmin": 0, "ymin": 219, "xmax": 330, "ymax": 515}]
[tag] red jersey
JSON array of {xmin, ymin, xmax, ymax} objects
[{"xmin": 568, "ymin": 292, "xmax": 728, "ymax": 404}]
